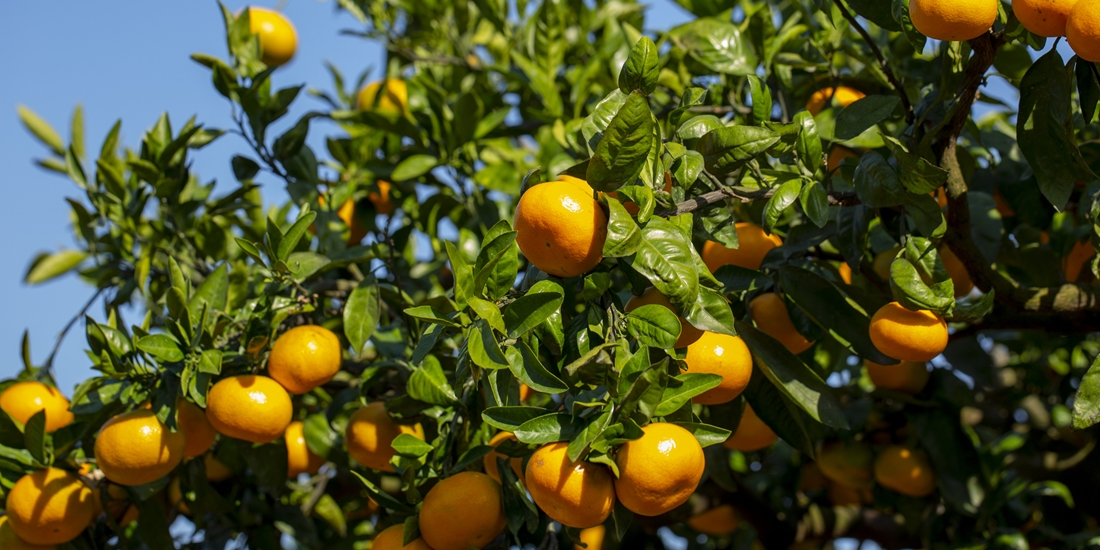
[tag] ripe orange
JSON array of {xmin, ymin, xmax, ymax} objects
[
  {"xmin": 168, "ymin": 477, "xmax": 190, "ymax": 516},
  {"xmin": 940, "ymin": 246, "xmax": 973, "ymax": 298},
  {"xmin": 526, "ymin": 442, "xmax": 616, "ymax": 528},
  {"xmin": 865, "ymin": 360, "xmax": 932, "ymax": 394},
  {"xmin": 872, "ymin": 246, "xmax": 900, "ymax": 281},
  {"xmin": 92, "ymin": 483, "xmax": 139, "ymax": 527},
  {"xmin": 686, "ymin": 504, "xmax": 740, "ymax": 536},
  {"xmin": 373, "ymin": 524, "xmax": 434, "ymax": 550},
  {"xmin": 0, "ymin": 515, "xmax": 54, "ymax": 550},
  {"xmin": 701, "ymin": 223, "xmax": 783, "ymax": 272},
  {"xmin": 1068, "ymin": 0, "xmax": 1100, "ymax": 62},
  {"xmin": 345, "ymin": 402, "xmax": 424, "ymax": 472},
  {"xmin": 827, "ymin": 482, "xmax": 872, "ymax": 507},
  {"xmin": 837, "ymin": 262, "xmax": 853, "ymax": 284},
  {"xmin": 0, "ymin": 381, "xmax": 74, "ymax": 433},
  {"xmin": 357, "ymin": 80, "xmax": 409, "ymax": 116},
  {"xmin": 369, "ymin": 180, "xmax": 397, "ymax": 215},
  {"xmin": 248, "ymin": 7, "xmax": 297, "ymax": 67},
  {"xmin": 267, "ymin": 324, "xmax": 343, "ymax": 394},
  {"xmin": 749, "ymin": 293, "xmax": 814, "ymax": 354},
  {"xmin": 204, "ymin": 453, "xmax": 233, "ymax": 482},
  {"xmin": 873, "ymin": 445, "xmax": 937, "ymax": 497},
  {"xmin": 614, "ymin": 423, "xmax": 705, "ymax": 516},
  {"xmin": 483, "ymin": 431, "xmax": 524, "ymax": 484},
  {"xmin": 177, "ymin": 398, "xmax": 217, "ymax": 458},
  {"xmin": 5, "ymin": 468, "xmax": 95, "ymax": 545},
  {"xmin": 205, "ymin": 375, "xmax": 293, "ymax": 444},
  {"xmin": 1015, "ymin": 0, "xmax": 1077, "ymax": 37},
  {"xmin": 519, "ymin": 383, "xmax": 533, "ymax": 401},
  {"xmin": 827, "ymin": 145, "xmax": 860, "ymax": 172},
  {"xmin": 909, "ymin": 0, "xmax": 998, "ymax": 41},
  {"xmin": 286, "ymin": 421, "xmax": 326, "ymax": 478},
  {"xmin": 95, "ymin": 409, "xmax": 186, "ymax": 486},
  {"xmin": 514, "ymin": 177, "xmax": 608, "ymax": 278},
  {"xmin": 806, "ymin": 87, "xmax": 866, "ymax": 116},
  {"xmin": 575, "ymin": 525, "xmax": 605, "ymax": 550},
  {"xmin": 338, "ymin": 198, "xmax": 368, "ymax": 244},
  {"xmin": 625, "ymin": 287, "xmax": 705, "ymax": 348},
  {"xmin": 418, "ymin": 472, "xmax": 507, "ymax": 550},
  {"xmin": 683, "ymin": 331, "xmax": 752, "ymax": 405},
  {"xmin": 1063, "ymin": 240, "xmax": 1096, "ymax": 283},
  {"xmin": 869, "ymin": 302, "xmax": 949, "ymax": 362},
  {"xmin": 723, "ymin": 405, "xmax": 778, "ymax": 452},
  {"xmin": 799, "ymin": 463, "xmax": 828, "ymax": 493},
  {"xmin": 816, "ymin": 441, "xmax": 874, "ymax": 489}
]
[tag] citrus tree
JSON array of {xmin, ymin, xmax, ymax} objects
[{"xmin": 5, "ymin": 0, "xmax": 1100, "ymax": 548}]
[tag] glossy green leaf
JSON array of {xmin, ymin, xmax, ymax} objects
[
  {"xmin": 835, "ymin": 95, "xmax": 900, "ymax": 141},
  {"xmin": 344, "ymin": 277, "xmax": 381, "ymax": 355},
  {"xmin": 407, "ymin": 357, "xmax": 458, "ymax": 405},
  {"xmin": 697, "ymin": 126, "xmax": 781, "ymax": 176},
  {"xmin": 515, "ymin": 412, "xmax": 584, "ymax": 444},
  {"xmin": 586, "ymin": 91, "xmax": 654, "ymax": 192},
  {"xmin": 137, "ymin": 334, "xmax": 185, "ymax": 362},
  {"xmin": 626, "ymin": 304, "xmax": 681, "ymax": 349},
  {"xmin": 655, "ymin": 373, "xmax": 723, "ymax": 416},
  {"xmin": 619, "ymin": 36, "xmax": 659, "ymax": 95},
  {"xmin": 24, "ymin": 250, "xmax": 86, "ymax": 285}
]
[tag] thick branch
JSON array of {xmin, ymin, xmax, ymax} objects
[
  {"xmin": 656, "ymin": 186, "xmax": 860, "ymax": 217},
  {"xmin": 834, "ymin": 0, "xmax": 915, "ymax": 124}
]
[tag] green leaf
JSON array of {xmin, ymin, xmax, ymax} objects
[
  {"xmin": 232, "ymin": 155, "xmax": 261, "ymax": 181},
  {"xmin": 349, "ymin": 471, "xmax": 414, "ymax": 514},
  {"xmin": 668, "ymin": 18, "xmax": 757, "ymax": 76},
  {"xmin": 747, "ymin": 76, "xmax": 773, "ymax": 123},
  {"xmin": 853, "ymin": 151, "xmax": 908, "ymax": 208},
  {"xmin": 468, "ymin": 320, "xmax": 510, "ymax": 370},
  {"xmin": 682, "ymin": 287, "xmax": 737, "ymax": 337},
  {"xmin": 137, "ymin": 334, "xmax": 185, "ymax": 362},
  {"xmin": 586, "ymin": 91, "xmax": 655, "ymax": 192},
  {"xmin": 676, "ymin": 115, "xmax": 725, "ymax": 140},
  {"xmin": 474, "ymin": 227, "xmax": 519, "ymax": 300},
  {"xmin": 800, "ymin": 180, "xmax": 829, "ymax": 228},
  {"xmin": 514, "ymin": 412, "xmax": 584, "ymax": 444},
  {"xmin": 949, "ymin": 290, "xmax": 995, "ymax": 323},
  {"xmin": 626, "ymin": 304, "xmax": 681, "ymax": 349},
  {"xmin": 391, "ymin": 434, "xmax": 433, "ymax": 457},
  {"xmin": 890, "ymin": 258, "xmax": 954, "ymax": 315},
  {"xmin": 655, "ymin": 374, "xmax": 723, "ymax": 417},
  {"xmin": 188, "ymin": 263, "xmax": 229, "ymax": 324},
  {"xmin": 286, "ymin": 252, "xmax": 331, "ymax": 282},
  {"xmin": 619, "ymin": 36, "xmax": 659, "ymax": 95},
  {"xmin": 23, "ymin": 409, "xmax": 47, "ymax": 465},
  {"xmin": 392, "ymin": 154, "xmax": 439, "ymax": 181},
  {"xmin": 17, "ymin": 105, "xmax": 65, "ymax": 156},
  {"xmin": 312, "ymin": 494, "xmax": 347, "ymax": 538},
  {"xmin": 892, "ymin": 0, "xmax": 927, "ymax": 50},
  {"xmin": 481, "ymin": 406, "xmax": 547, "ymax": 431},
  {"xmin": 794, "ymin": 111, "xmax": 822, "ymax": 176},
  {"xmin": 504, "ymin": 283, "xmax": 564, "ymax": 339},
  {"xmin": 1073, "ymin": 353, "xmax": 1100, "ymax": 429},
  {"xmin": 625, "ymin": 217, "xmax": 699, "ymax": 314},
  {"xmin": 763, "ymin": 178, "xmax": 802, "ymax": 233},
  {"xmin": 508, "ymin": 340, "xmax": 569, "ymax": 394},
  {"xmin": 603, "ymin": 197, "xmax": 642, "ymax": 258},
  {"xmin": 674, "ymin": 422, "xmax": 731, "ymax": 448},
  {"xmin": 404, "ymin": 305, "xmax": 461, "ymax": 327},
  {"xmin": 447, "ymin": 242, "xmax": 474, "ymax": 308},
  {"xmin": 407, "ymin": 358, "xmax": 458, "ymax": 405},
  {"xmin": 468, "ymin": 297, "xmax": 506, "ymax": 334},
  {"xmin": 24, "ymin": 250, "xmax": 86, "ymax": 284},
  {"xmin": 743, "ymin": 369, "xmax": 819, "ymax": 457},
  {"xmin": 277, "ymin": 211, "xmax": 318, "ymax": 262},
  {"xmin": 344, "ymin": 277, "xmax": 381, "ymax": 355},
  {"xmin": 883, "ymin": 136, "xmax": 948, "ymax": 195},
  {"xmin": 697, "ymin": 126, "xmax": 781, "ymax": 176},
  {"xmin": 835, "ymin": 96, "xmax": 900, "ymax": 141}
]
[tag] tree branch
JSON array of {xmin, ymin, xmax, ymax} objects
[
  {"xmin": 834, "ymin": 0, "xmax": 915, "ymax": 124},
  {"xmin": 656, "ymin": 186, "xmax": 860, "ymax": 217}
]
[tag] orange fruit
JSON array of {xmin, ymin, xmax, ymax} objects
[
  {"xmin": 827, "ymin": 482, "xmax": 872, "ymax": 507},
  {"xmin": 799, "ymin": 463, "xmax": 828, "ymax": 493},
  {"xmin": 624, "ymin": 287, "xmax": 705, "ymax": 348},
  {"xmin": 701, "ymin": 223, "xmax": 783, "ymax": 272},
  {"xmin": 267, "ymin": 325, "xmax": 343, "ymax": 394},
  {"xmin": 872, "ymin": 246, "xmax": 900, "ymax": 281},
  {"xmin": 248, "ymin": 7, "xmax": 297, "ymax": 67},
  {"xmin": 940, "ymin": 246, "xmax": 973, "ymax": 298},
  {"xmin": 177, "ymin": 398, "xmax": 217, "ymax": 458},
  {"xmin": 0, "ymin": 515, "xmax": 54, "ymax": 550},
  {"xmin": 514, "ymin": 177, "xmax": 608, "ymax": 278},
  {"xmin": 357, "ymin": 80, "xmax": 409, "ymax": 116},
  {"xmin": 683, "ymin": 331, "xmax": 753, "ymax": 405},
  {"xmin": 686, "ymin": 504, "xmax": 740, "ymax": 536},
  {"xmin": 205, "ymin": 375, "xmax": 293, "ymax": 444},
  {"xmin": 338, "ymin": 199, "xmax": 368, "ymax": 244},
  {"xmin": 575, "ymin": 525, "xmax": 606, "ymax": 550},
  {"xmin": 373, "ymin": 524, "xmax": 433, "ymax": 550},
  {"xmin": 526, "ymin": 442, "xmax": 616, "ymax": 528},
  {"xmin": 816, "ymin": 441, "xmax": 874, "ymax": 489},
  {"xmin": 95, "ymin": 409, "xmax": 186, "ymax": 486},
  {"xmin": 806, "ymin": 87, "xmax": 866, "ymax": 116},
  {"xmin": 286, "ymin": 421, "xmax": 326, "ymax": 478},
  {"xmin": 749, "ymin": 293, "xmax": 814, "ymax": 354},
  {"xmin": 418, "ymin": 472, "xmax": 507, "ymax": 550},
  {"xmin": 519, "ymin": 383, "xmax": 532, "ymax": 401},
  {"xmin": 203, "ymin": 453, "xmax": 233, "ymax": 482},
  {"xmin": 5, "ymin": 468, "xmax": 95, "ymax": 545},
  {"xmin": 483, "ymin": 431, "xmax": 524, "ymax": 484},
  {"xmin": 614, "ymin": 422, "xmax": 705, "ymax": 516},
  {"xmin": 827, "ymin": 146, "xmax": 860, "ymax": 172},
  {"xmin": 869, "ymin": 302, "xmax": 949, "ymax": 362},
  {"xmin": 1064, "ymin": 240, "xmax": 1096, "ymax": 283},
  {"xmin": 934, "ymin": 188, "xmax": 948, "ymax": 208},
  {"xmin": 369, "ymin": 181, "xmax": 397, "ymax": 215},
  {"xmin": 0, "ymin": 381, "xmax": 74, "ymax": 433},
  {"xmin": 873, "ymin": 445, "xmax": 937, "ymax": 497},
  {"xmin": 168, "ymin": 477, "xmax": 190, "ymax": 516},
  {"xmin": 345, "ymin": 402, "xmax": 425, "ymax": 472},
  {"xmin": 92, "ymin": 483, "xmax": 139, "ymax": 527},
  {"xmin": 1014, "ymin": 0, "xmax": 1077, "ymax": 36},
  {"xmin": 909, "ymin": 0, "xmax": 998, "ymax": 41},
  {"xmin": 865, "ymin": 360, "xmax": 931, "ymax": 394},
  {"xmin": 723, "ymin": 405, "xmax": 778, "ymax": 452},
  {"xmin": 837, "ymin": 262, "xmax": 853, "ymax": 284},
  {"xmin": 1069, "ymin": 0, "xmax": 1100, "ymax": 61}
]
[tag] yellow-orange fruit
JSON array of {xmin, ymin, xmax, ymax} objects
[
  {"xmin": 873, "ymin": 246, "xmax": 900, "ymax": 281},
  {"xmin": 5, "ymin": 468, "xmax": 95, "ymax": 545},
  {"xmin": 625, "ymin": 287, "xmax": 705, "ymax": 348},
  {"xmin": 519, "ymin": 383, "xmax": 532, "ymax": 401},
  {"xmin": 838, "ymin": 262, "xmax": 853, "ymax": 284},
  {"xmin": 286, "ymin": 421, "xmax": 326, "ymax": 478},
  {"xmin": 683, "ymin": 332, "xmax": 753, "ymax": 405},
  {"xmin": 1069, "ymin": 0, "xmax": 1100, "ymax": 61},
  {"xmin": 248, "ymin": 7, "xmax": 297, "ymax": 67},
  {"xmin": 177, "ymin": 399, "xmax": 217, "ymax": 458},
  {"xmin": 372, "ymin": 524, "xmax": 434, "ymax": 550},
  {"xmin": 267, "ymin": 325, "xmax": 343, "ymax": 394},
  {"xmin": 0, "ymin": 381, "xmax": 74, "ymax": 433},
  {"xmin": 686, "ymin": 504, "xmax": 740, "ymax": 535},
  {"xmin": 873, "ymin": 445, "xmax": 937, "ymax": 497},
  {"xmin": 1064, "ymin": 240, "xmax": 1096, "ymax": 283},
  {"xmin": 205, "ymin": 375, "xmax": 293, "ymax": 444},
  {"xmin": 514, "ymin": 177, "xmax": 608, "ymax": 278},
  {"xmin": 827, "ymin": 482, "xmax": 872, "ymax": 507},
  {"xmin": 483, "ymin": 431, "xmax": 524, "ymax": 484},
  {"xmin": 357, "ymin": 80, "xmax": 409, "ymax": 116},
  {"xmin": 418, "ymin": 472, "xmax": 507, "ymax": 550},
  {"xmin": 95, "ymin": 409, "xmax": 186, "ymax": 486},
  {"xmin": 827, "ymin": 146, "xmax": 860, "ymax": 172},
  {"xmin": 92, "ymin": 483, "xmax": 139, "ymax": 526},
  {"xmin": 369, "ymin": 180, "xmax": 397, "ymax": 215},
  {"xmin": 204, "ymin": 454, "xmax": 233, "ymax": 482},
  {"xmin": 1014, "ymin": 0, "xmax": 1077, "ymax": 37},
  {"xmin": 799, "ymin": 463, "xmax": 828, "ymax": 493},
  {"xmin": 865, "ymin": 360, "xmax": 932, "ymax": 394},
  {"xmin": 940, "ymin": 246, "xmax": 974, "ymax": 298},
  {"xmin": 723, "ymin": 405, "xmax": 778, "ymax": 452},
  {"xmin": 806, "ymin": 87, "xmax": 866, "ymax": 116},
  {"xmin": 615, "ymin": 423, "xmax": 705, "ymax": 516},
  {"xmin": 816, "ymin": 441, "xmax": 874, "ymax": 489},
  {"xmin": 339, "ymin": 199, "xmax": 368, "ymax": 244},
  {"xmin": 910, "ymin": 0, "xmax": 998, "ymax": 41},
  {"xmin": 749, "ymin": 293, "xmax": 814, "ymax": 354},
  {"xmin": 869, "ymin": 302, "xmax": 949, "ymax": 362},
  {"xmin": 526, "ymin": 442, "xmax": 616, "ymax": 528},
  {"xmin": 345, "ymin": 402, "xmax": 424, "ymax": 472},
  {"xmin": 701, "ymin": 223, "xmax": 783, "ymax": 272},
  {"xmin": 0, "ymin": 514, "xmax": 55, "ymax": 550},
  {"xmin": 168, "ymin": 477, "xmax": 189, "ymax": 515},
  {"xmin": 575, "ymin": 525, "xmax": 606, "ymax": 550}
]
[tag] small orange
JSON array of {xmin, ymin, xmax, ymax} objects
[
  {"xmin": 267, "ymin": 325, "xmax": 343, "ymax": 394},
  {"xmin": 514, "ymin": 177, "xmax": 608, "ymax": 278},
  {"xmin": 345, "ymin": 402, "xmax": 425, "ymax": 472},
  {"xmin": 526, "ymin": 442, "xmax": 616, "ymax": 528},
  {"xmin": 0, "ymin": 381, "xmax": 74, "ymax": 433},
  {"xmin": 686, "ymin": 504, "xmax": 740, "ymax": 536},
  {"xmin": 827, "ymin": 482, "xmax": 872, "ymax": 507},
  {"xmin": 5, "ymin": 468, "xmax": 95, "ymax": 545},
  {"xmin": 816, "ymin": 441, "xmax": 874, "ymax": 489},
  {"xmin": 625, "ymin": 287, "xmax": 705, "ymax": 348},
  {"xmin": 1064, "ymin": 240, "xmax": 1096, "ymax": 283},
  {"xmin": 1068, "ymin": 0, "xmax": 1100, "ymax": 62},
  {"xmin": 519, "ymin": 383, "xmax": 532, "ymax": 401},
  {"xmin": 204, "ymin": 453, "xmax": 233, "ymax": 482},
  {"xmin": 749, "ymin": 293, "xmax": 814, "ymax": 354},
  {"xmin": 248, "ymin": 7, "xmax": 297, "ymax": 67},
  {"xmin": 1015, "ymin": 0, "xmax": 1078, "ymax": 37},
  {"xmin": 372, "ymin": 524, "xmax": 434, "ymax": 550},
  {"xmin": 869, "ymin": 302, "xmax": 949, "ymax": 362},
  {"xmin": 701, "ymin": 223, "xmax": 783, "ymax": 272},
  {"xmin": 286, "ymin": 421, "xmax": 326, "ymax": 478},
  {"xmin": 614, "ymin": 423, "xmax": 705, "ymax": 516},
  {"xmin": 575, "ymin": 525, "xmax": 606, "ymax": 550},
  {"xmin": 369, "ymin": 181, "xmax": 397, "ymax": 215},
  {"xmin": 806, "ymin": 87, "xmax": 866, "ymax": 116},
  {"xmin": 419, "ymin": 472, "xmax": 507, "ymax": 550},
  {"xmin": 95, "ymin": 409, "xmax": 186, "ymax": 486},
  {"xmin": 827, "ymin": 146, "xmax": 860, "ymax": 172},
  {"xmin": 872, "ymin": 246, "xmax": 900, "ymax": 281},
  {"xmin": 205, "ymin": 375, "xmax": 293, "ymax": 444},
  {"xmin": 177, "ymin": 399, "xmax": 217, "ymax": 458},
  {"xmin": 338, "ymin": 199, "xmax": 368, "ymax": 244},
  {"xmin": 873, "ymin": 445, "xmax": 937, "ymax": 497},
  {"xmin": 837, "ymin": 262, "xmax": 853, "ymax": 284},
  {"xmin": 865, "ymin": 360, "xmax": 931, "ymax": 394},
  {"xmin": 683, "ymin": 331, "xmax": 753, "ymax": 405},
  {"xmin": 357, "ymin": 80, "xmax": 409, "ymax": 116},
  {"xmin": 723, "ymin": 405, "xmax": 778, "ymax": 452},
  {"xmin": 0, "ymin": 514, "xmax": 54, "ymax": 550},
  {"xmin": 940, "ymin": 246, "xmax": 973, "ymax": 298},
  {"xmin": 483, "ymin": 431, "xmax": 524, "ymax": 484},
  {"xmin": 909, "ymin": 0, "xmax": 998, "ymax": 41}
]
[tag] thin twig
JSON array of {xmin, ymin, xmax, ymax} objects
[
  {"xmin": 43, "ymin": 288, "xmax": 106, "ymax": 375},
  {"xmin": 834, "ymin": 0, "xmax": 915, "ymax": 124}
]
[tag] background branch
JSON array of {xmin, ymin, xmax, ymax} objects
[{"xmin": 834, "ymin": 0, "xmax": 915, "ymax": 124}]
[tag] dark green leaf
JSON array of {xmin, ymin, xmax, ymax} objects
[
  {"xmin": 1074, "ymin": 353, "xmax": 1100, "ymax": 429},
  {"xmin": 763, "ymin": 178, "xmax": 802, "ymax": 233},
  {"xmin": 626, "ymin": 304, "xmax": 682, "ymax": 349},
  {"xmin": 603, "ymin": 197, "xmax": 642, "ymax": 258},
  {"xmin": 835, "ymin": 96, "xmax": 900, "ymax": 141},
  {"xmin": 655, "ymin": 374, "xmax": 723, "ymax": 416},
  {"xmin": 669, "ymin": 18, "xmax": 758, "ymax": 75},
  {"xmin": 509, "ymin": 340, "xmax": 569, "ymax": 394},
  {"xmin": 619, "ymin": 36, "xmax": 660, "ymax": 95},
  {"xmin": 586, "ymin": 91, "xmax": 655, "ymax": 192},
  {"xmin": 137, "ymin": 334, "xmax": 185, "ymax": 362},
  {"xmin": 514, "ymin": 412, "xmax": 584, "ymax": 444},
  {"xmin": 23, "ymin": 409, "xmax": 47, "ymax": 464},
  {"xmin": 697, "ymin": 126, "xmax": 781, "ymax": 176},
  {"xmin": 344, "ymin": 277, "xmax": 381, "ymax": 355},
  {"xmin": 482, "ymin": 406, "xmax": 547, "ymax": 431},
  {"xmin": 407, "ymin": 357, "xmax": 458, "ymax": 405},
  {"xmin": 504, "ymin": 283, "xmax": 564, "ymax": 339}
]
